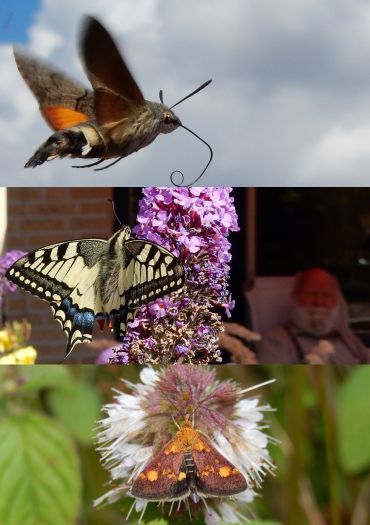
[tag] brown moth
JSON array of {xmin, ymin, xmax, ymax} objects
[
  {"xmin": 14, "ymin": 16, "xmax": 212, "ymax": 182},
  {"xmin": 130, "ymin": 418, "xmax": 248, "ymax": 501}
]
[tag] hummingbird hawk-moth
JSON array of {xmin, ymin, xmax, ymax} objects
[{"xmin": 14, "ymin": 16, "xmax": 212, "ymax": 185}]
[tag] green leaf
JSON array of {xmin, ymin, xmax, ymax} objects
[
  {"xmin": 146, "ymin": 520, "xmax": 169, "ymax": 525},
  {"xmin": 337, "ymin": 366, "xmax": 370, "ymax": 473},
  {"xmin": 0, "ymin": 411, "xmax": 81, "ymax": 525},
  {"xmin": 47, "ymin": 380, "xmax": 102, "ymax": 445},
  {"xmin": 17, "ymin": 365, "xmax": 72, "ymax": 392}
]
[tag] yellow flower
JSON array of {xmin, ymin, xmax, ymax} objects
[
  {"xmin": 0, "ymin": 353, "xmax": 16, "ymax": 364},
  {"xmin": 0, "ymin": 330, "xmax": 14, "ymax": 352},
  {"xmin": 0, "ymin": 346, "xmax": 37, "ymax": 365}
]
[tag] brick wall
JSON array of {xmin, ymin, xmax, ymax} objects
[{"xmin": 5, "ymin": 187, "xmax": 115, "ymax": 363}]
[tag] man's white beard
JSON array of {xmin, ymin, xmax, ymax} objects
[{"xmin": 291, "ymin": 303, "xmax": 341, "ymax": 337}]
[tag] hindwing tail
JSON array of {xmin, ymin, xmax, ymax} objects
[
  {"xmin": 6, "ymin": 239, "xmax": 107, "ymax": 356},
  {"xmin": 6, "ymin": 227, "xmax": 185, "ymax": 357}
]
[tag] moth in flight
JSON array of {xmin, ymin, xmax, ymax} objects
[
  {"xmin": 6, "ymin": 226, "xmax": 185, "ymax": 358},
  {"xmin": 14, "ymin": 16, "xmax": 212, "ymax": 186}
]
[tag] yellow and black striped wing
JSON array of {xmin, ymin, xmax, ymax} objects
[
  {"xmin": 6, "ymin": 230, "xmax": 185, "ymax": 357},
  {"xmin": 100, "ymin": 238, "xmax": 185, "ymax": 336},
  {"xmin": 6, "ymin": 239, "xmax": 107, "ymax": 357}
]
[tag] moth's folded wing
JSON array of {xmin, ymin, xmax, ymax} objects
[
  {"xmin": 130, "ymin": 445, "xmax": 189, "ymax": 501},
  {"xmin": 192, "ymin": 440, "xmax": 248, "ymax": 497},
  {"xmin": 13, "ymin": 48, "xmax": 95, "ymax": 130},
  {"xmin": 6, "ymin": 239, "xmax": 107, "ymax": 356}
]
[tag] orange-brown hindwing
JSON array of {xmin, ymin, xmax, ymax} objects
[
  {"xmin": 41, "ymin": 107, "xmax": 89, "ymax": 130},
  {"xmin": 13, "ymin": 49, "xmax": 95, "ymax": 131}
]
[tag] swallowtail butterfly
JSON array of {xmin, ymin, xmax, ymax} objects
[{"xmin": 6, "ymin": 226, "xmax": 185, "ymax": 358}]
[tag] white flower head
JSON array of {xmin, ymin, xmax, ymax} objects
[{"xmin": 95, "ymin": 365, "xmax": 275, "ymax": 523}]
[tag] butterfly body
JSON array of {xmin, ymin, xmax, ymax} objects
[
  {"xmin": 6, "ymin": 225, "xmax": 184, "ymax": 357},
  {"xmin": 131, "ymin": 422, "xmax": 247, "ymax": 501},
  {"xmin": 14, "ymin": 16, "xmax": 184, "ymax": 169}
]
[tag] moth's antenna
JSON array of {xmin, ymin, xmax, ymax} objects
[
  {"xmin": 170, "ymin": 125, "xmax": 213, "ymax": 187},
  {"xmin": 170, "ymin": 79, "xmax": 212, "ymax": 109},
  {"xmin": 108, "ymin": 198, "xmax": 123, "ymax": 226},
  {"xmin": 159, "ymin": 89, "xmax": 164, "ymax": 104}
]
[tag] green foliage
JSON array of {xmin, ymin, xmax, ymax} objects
[
  {"xmin": 337, "ymin": 366, "xmax": 370, "ymax": 473},
  {"xmin": 16, "ymin": 364, "xmax": 72, "ymax": 391},
  {"xmin": 0, "ymin": 411, "xmax": 81, "ymax": 525},
  {"xmin": 47, "ymin": 380, "xmax": 102, "ymax": 445}
]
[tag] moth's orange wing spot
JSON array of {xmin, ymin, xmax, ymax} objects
[
  {"xmin": 219, "ymin": 466, "xmax": 232, "ymax": 478},
  {"xmin": 42, "ymin": 106, "xmax": 90, "ymax": 131},
  {"xmin": 146, "ymin": 470, "xmax": 158, "ymax": 482}
]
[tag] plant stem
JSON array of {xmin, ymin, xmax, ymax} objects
[
  {"xmin": 285, "ymin": 365, "xmax": 307, "ymax": 525},
  {"xmin": 316, "ymin": 367, "xmax": 341, "ymax": 525}
]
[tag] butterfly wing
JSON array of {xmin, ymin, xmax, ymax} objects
[
  {"xmin": 6, "ymin": 239, "xmax": 107, "ymax": 357},
  {"xmin": 80, "ymin": 16, "xmax": 145, "ymax": 127},
  {"xmin": 99, "ymin": 235, "xmax": 185, "ymax": 336},
  {"xmin": 6, "ymin": 229, "xmax": 185, "ymax": 356},
  {"xmin": 192, "ymin": 437, "xmax": 248, "ymax": 497},
  {"xmin": 131, "ymin": 438, "xmax": 190, "ymax": 501},
  {"xmin": 14, "ymin": 48, "xmax": 94, "ymax": 131}
]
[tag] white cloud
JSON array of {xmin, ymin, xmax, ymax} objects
[
  {"xmin": 2, "ymin": 0, "xmax": 370, "ymax": 186},
  {"xmin": 29, "ymin": 25, "xmax": 64, "ymax": 58},
  {"xmin": 300, "ymin": 124, "xmax": 370, "ymax": 182}
]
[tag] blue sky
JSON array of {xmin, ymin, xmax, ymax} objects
[
  {"xmin": 2, "ymin": 0, "xmax": 370, "ymax": 187},
  {"xmin": 0, "ymin": 0, "xmax": 40, "ymax": 44}
]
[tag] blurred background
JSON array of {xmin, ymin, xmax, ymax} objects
[{"xmin": 0, "ymin": 364, "xmax": 369, "ymax": 525}]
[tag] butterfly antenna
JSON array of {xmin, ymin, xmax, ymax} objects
[
  {"xmin": 170, "ymin": 125, "xmax": 213, "ymax": 187},
  {"xmin": 108, "ymin": 198, "xmax": 123, "ymax": 226},
  {"xmin": 170, "ymin": 79, "xmax": 212, "ymax": 109}
]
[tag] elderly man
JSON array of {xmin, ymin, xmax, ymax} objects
[{"xmin": 256, "ymin": 268, "xmax": 370, "ymax": 364}]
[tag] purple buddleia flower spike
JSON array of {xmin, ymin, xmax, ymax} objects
[{"xmin": 111, "ymin": 187, "xmax": 239, "ymax": 364}]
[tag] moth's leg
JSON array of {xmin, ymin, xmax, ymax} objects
[
  {"xmin": 24, "ymin": 129, "xmax": 89, "ymax": 167},
  {"xmin": 24, "ymin": 125, "xmax": 104, "ymax": 168}
]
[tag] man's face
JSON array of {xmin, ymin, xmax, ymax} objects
[
  {"xmin": 295, "ymin": 275, "xmax": 338, "ymax": 309},
  {"xmin": 292, "ymin": 270, "xmax": 340, "ymax": 336}
]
